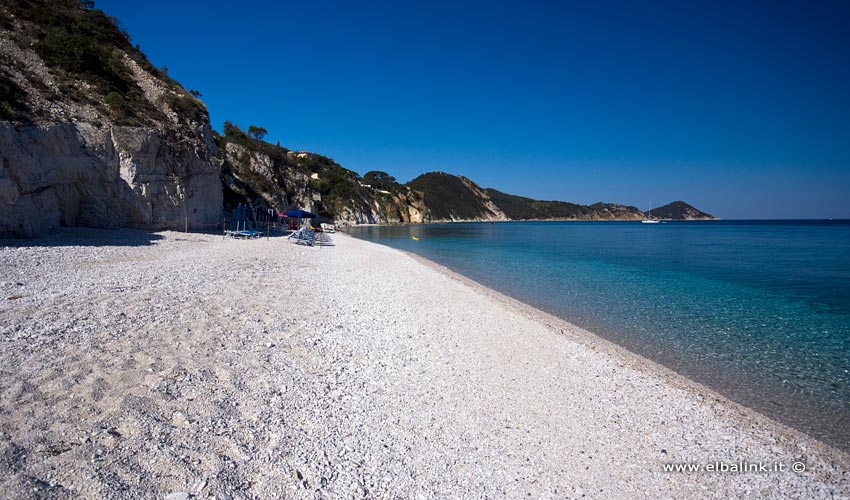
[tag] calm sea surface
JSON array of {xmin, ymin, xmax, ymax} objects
[{"xmin": 346, "ymin": 220, "xmax": 850, "ymax": 450}]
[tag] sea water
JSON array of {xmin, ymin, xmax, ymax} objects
[{"xmin": 346, "ymin": 220, "xmax": 850, "ymax": 450}]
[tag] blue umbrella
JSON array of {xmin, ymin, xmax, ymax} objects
[
  {"xmin": 284, "ymin": 209, "xmax": 317, "ymax": 218},
  {"xmin": 284, "ymin": 209, "xmax": 317, "ymax": 231}
]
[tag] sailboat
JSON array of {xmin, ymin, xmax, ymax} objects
[{"xmin": 642, "ymin": 201, "xmax": 660, "ymax": 224}]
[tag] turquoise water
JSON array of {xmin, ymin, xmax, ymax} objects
[{"xmin": 346, "ymin": 221, "xmax": 850, "ymax": 450}]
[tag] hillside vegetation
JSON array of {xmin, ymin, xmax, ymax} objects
[
  {"xmin": 406, "ymin": 172, "xmax": 504, "ymax": 221},
  {"xmin": 485, "ymin": 189, "xmax": 647, "ymax": 220},
  {"xmin": 218, "ymin": 122, "xmax": 427, "ymax": 224},
  {"xmin": 0, "ymin": 0, "xmax": 204, "ymax": 125}
]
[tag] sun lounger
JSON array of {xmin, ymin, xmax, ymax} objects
[
  {"xmin": 225, "ymin": 229, "xmax": 262, "ymax": 239},
  {"xmin": 285, "ymin": 227, "xmax": 335, "ymax": 247},
  {"xmin": 286, "ymin": 227, "xmax": 314, "ymax": 246},
  {"xmin": 313, "ymin": 231, "xmax": 335, "ymax": 246}
]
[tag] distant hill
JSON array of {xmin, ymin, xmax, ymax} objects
[
  {"xmin": 406, "ymin": 172, "xmax": 505, "ymax": 221},
  {"xmin": 649, "ymin": 201, "xmax": 715, "ymax": 220},
  {"xmin": 486, "ymin": 189, "xmax": 644, "ymax": 220}
]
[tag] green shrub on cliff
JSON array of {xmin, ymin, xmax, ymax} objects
[
  {"xmin": 363, "ymin": 171, "xmax": 401, "ymax": 192},
  {"xmin": 104, "ymin": 91, "xmax": 129, "ymax": 119},
  {"xmin": 248, "ymin": 125, "xmax": 267, "ymax": 141},
  {"xmin": 0, "ymin": 10, "xmax": 12, "ymax": 30},
  {"xmin": 222, "ymin": 121, "xmax": 290, "ymax": 157},
  {"xmin": 0, "ymin": 72, "xmax": 29, "ymax": 120},
  {"xmin": 164, "ymin": 93, "xmax": 207, "ymax": 123},
  {"xmin": 2, "ymin": 0, "xmax": 193, "ymax": 125}
]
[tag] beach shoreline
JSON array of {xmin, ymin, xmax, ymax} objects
[
  {"xmin": 391, "ymin": 242, "xmax": 850, "ymax": 451},
  {"xmin": 399, "ymin": 246, "xmax": 850, "ymax": 461},
  {"xmin": 1, "ymin": 228, "xmax": 848, "ymax": 498}
]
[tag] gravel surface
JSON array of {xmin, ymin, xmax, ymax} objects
[{"xmin": 1, "ymin": 228, "xmax": 848, "ymax": 499}]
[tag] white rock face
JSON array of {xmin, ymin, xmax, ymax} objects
[
  {"xmin": 0, "ymin": 20, "xmax": 223, "ymax": 238},
  {"xmin": 0, "ymin": 121, "xmax": 222, "ymax": 237}
]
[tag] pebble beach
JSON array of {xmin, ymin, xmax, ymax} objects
[{"xmin": 1, "ymin": 228, "xmax": 848, "ymax": 499}]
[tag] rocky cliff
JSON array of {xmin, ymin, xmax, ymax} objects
[
  {"xmin": 0, "ymin": 0, "xmax": 222, "ymax": 237},
  {"xmin": 217, "ymin": 122, "xmax": 428, "ymax": 225}
]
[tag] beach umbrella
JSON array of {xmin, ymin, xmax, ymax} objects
[
  {"xmin": 283, "ymin": 209, "xmax": 317, "ymax": 218},
  {"xmin": 283, "ymin": 209, "xmax": 317, "ymax": 230}
]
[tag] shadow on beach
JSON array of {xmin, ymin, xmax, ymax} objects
[{"xmin": 0, "ymin": 227, "xmax": 166, "ymax": 248}]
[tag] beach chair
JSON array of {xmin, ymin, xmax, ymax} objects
[
  {"xmin": 225, "ymin": 229, "xmax": 262, "ymax": 239},
  {"xmin": 225, "ymin": 203, "xmax": 264, "ymax": 239},
  {"xmin": 313, "ymin": 231, "xmax": 335, "ymax": 246},
  {"xmin": 286, "ymin": 227, "xmax": 314, "ymax": 246}
]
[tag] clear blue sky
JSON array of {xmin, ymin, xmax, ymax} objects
[{"xmin": 97, "ymin": 0, "xmax": 850, "ymax": 219}]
